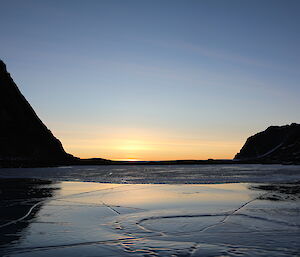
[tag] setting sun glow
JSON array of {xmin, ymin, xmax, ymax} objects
[{"xmin": 53, "ymin": 125, "xmax": 244, "ymax": 161}]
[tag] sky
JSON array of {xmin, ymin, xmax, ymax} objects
[{"xmin": 1, "ymin": 0, "xmax": 300, "ymax": 160}]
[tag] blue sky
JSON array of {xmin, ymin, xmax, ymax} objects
[{"xmin": 1, "ymin": 0, "xmax": 299, "ymax": 160}]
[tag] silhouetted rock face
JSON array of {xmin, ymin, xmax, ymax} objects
[
  {"xmin": 0, "ymin": 60, "xmax": 73, "ymax": 162},
  {"xmin": 235, "ymin": 123, "xmax": 300, "ymax": 164}
]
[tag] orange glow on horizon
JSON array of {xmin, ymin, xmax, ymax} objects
[
  {"xmin": 51, "ymin": 125, "xmax": 244, "ymax": 161},
  {"xmin": 61, "ymin": 138, "xmax": 243, "ymax": 161},
  {"xmin": 112, "ymin": 158, "xmax": 140, "ymax": 162}
]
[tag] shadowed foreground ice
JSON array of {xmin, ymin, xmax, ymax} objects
[{"xmin": 0, "ymin": 179, "xmax": 299, "ymax": 256}]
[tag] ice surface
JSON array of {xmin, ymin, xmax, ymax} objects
[
  {"xmin": 0, "ymin": 180, "xmax": 299, "ymax": 256},
  {"xmin": 0, "ymin": 164, "xmax": 300, "ymax": 184}
]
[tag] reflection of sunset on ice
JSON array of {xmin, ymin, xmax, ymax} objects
[{"xmin": 1, "ymin": 179, "xmax": 299, "ymax": 256}]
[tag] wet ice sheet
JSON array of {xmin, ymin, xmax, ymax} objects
[
  {"xmin": 0, "ymin": 164, "xmax": 300, "ymax": 184},
  {"xmin": 0, "ymin": 180, "xmax": 299, "ymax": 256}
]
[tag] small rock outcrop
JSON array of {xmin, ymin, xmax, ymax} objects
[
  {"xmin": 235, "ymin": 123, "xmax": 300, "ymax": 164},
  {"xmin": 0, "ymin": 60, "xmax": 74, "ymax": 164}
]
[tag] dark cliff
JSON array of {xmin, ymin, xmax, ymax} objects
[
  {"xmin": 235, "ymin": 123, "xmax": 300, "ymax": 164},
  {"xmin": 0, "ymin": 60, "xmax": 74, "ymax": 164}
]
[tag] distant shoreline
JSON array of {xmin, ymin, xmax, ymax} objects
[{"xmin": 1, "ymin": 158, "xmax": 298, "ymax": 168}]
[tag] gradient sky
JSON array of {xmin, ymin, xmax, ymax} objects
[{"xmin": 1, "ymin": 0, "xmax": 300, "ymax": 160}]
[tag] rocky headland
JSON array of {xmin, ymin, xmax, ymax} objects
[
  {"xmin": 0, "ymin": 60, "xmax": 75, "ymax": 166},
  {"xmin": 235, "ymin": 123, "xmax": 300, "ymax": 164}
]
